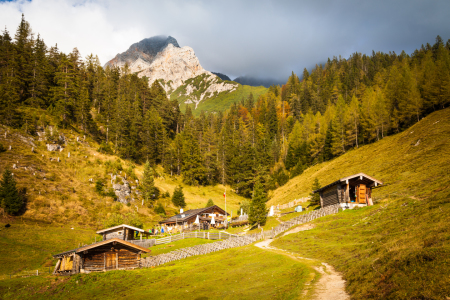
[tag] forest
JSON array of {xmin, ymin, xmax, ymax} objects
[{"xmin": 1, "ymin": 15, "xmax": 450, "ymax": 200}]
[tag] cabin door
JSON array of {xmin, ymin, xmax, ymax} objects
[
  {"xmin": 106, "ymin": 252, "xmax": 116, "ymax": 270},
  {"xmin": 357, "ymin": 184, "xmax": 367, "ymax": 203}
]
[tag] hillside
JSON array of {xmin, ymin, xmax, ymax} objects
[
  {"xmin": 171, "ymin": 77, "xmax": 267, "ymax": 115},
  {"xmin": 268, "ymin": 107, "xmax": 450, "ymax": 207},
  {"xmin": 0, "ymin": 107, "xmax": 246, "ymax": 228}
]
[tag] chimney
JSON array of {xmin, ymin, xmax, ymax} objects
[{"xmin": 180, "ymin": 208, "xmax": 184, "ymax": 214}]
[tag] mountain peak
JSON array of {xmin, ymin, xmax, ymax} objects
[{"xmin": 104, "ymin": 35, "xmax": 179, "ymax": 68}]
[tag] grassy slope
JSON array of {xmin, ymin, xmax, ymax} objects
[
  {"xmin": 0, "ymin": 245, "xmax": 311, "ymax": 300},
  {"xmin": 268, "ymin": 107, "xmax": 450, "ymax": 207},
  {"xmin": 144, "ymin": 237, "xmax": 219, "ymax": 256},
  {"xmin": 267, "ymin": 108, "xmax": 450, "ymax": 299},
  {"xmin": 173, "ymin": 83, "xmax": 267, "ymax": 116},
  {"xmin": 272, "ymin": 190, "xmax": 450, "ymax": 299},
  {"xmin": 0, "ymin": 222, "xmax": 96, "ymax": 278}
]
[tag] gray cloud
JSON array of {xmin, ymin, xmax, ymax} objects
[{"xmin": 1, "ymin": 0, "xmax": 449, "ymax": 83}]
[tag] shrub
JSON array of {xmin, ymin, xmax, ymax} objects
[
  {"xmin": 0, "ymin": 142, "xmax": 6, "ymax": 153},
  {"xmin": 155, "ymin": 203, "xmax": 166, "ymax": 216}
]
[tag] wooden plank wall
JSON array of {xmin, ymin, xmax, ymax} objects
[{"xmin": 83, "ymin": 245, "xmax": 139, "ymax": 272}]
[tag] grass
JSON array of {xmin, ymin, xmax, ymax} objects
[
  {"xmin": 0, "ymin": 245, "xmax": 312, "ymax": 300},
  {"xmin": 173, "ymin": 82, "xmax": 267, "ymax": 116},
  {"xmin": 0, "ymin": 221, "xmax": 96, "ymax": 277},
  {"xmin": 272, "ymin": 190, "xmax": 450, "ymax": 299},
  {"xmin": 145, "ymin": 237, "xmax": 219, "ymax": 256},
  {"xmin": 268, "ymin": 107, "xmax": 450, "ymax": 207}
]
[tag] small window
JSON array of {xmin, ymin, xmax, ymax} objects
[{"xmin": 118, "ymin": 231, "xmax": 122, "ymax": 235}]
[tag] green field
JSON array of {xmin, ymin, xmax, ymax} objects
[
  {"xmin": 272, "ymin": 190, "xmax": 450, "ymax": 299},
  {"xmin": 0, "ymin": 245, "xmax": 313, "ymax": 300},
  {"xmin": 173, "ymin": 83, "xmax": 267, "ymax": 116}
]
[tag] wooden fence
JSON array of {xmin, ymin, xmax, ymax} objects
[{"xmin": 140, "ymin": 204, "xmax": 340, "ymax": 269}]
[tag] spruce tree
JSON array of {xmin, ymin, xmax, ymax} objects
[
  {"xmin": 206, "ymin": 199, "xmax": 214, "ymax": 207},
  {"xmin": 249, "ymin": 181, "xmax": 267, "ymax": 227},
  {"xmin": 0, "ymin": 169, "xmax": 24, "ymax": 215},
  {"xmin": 142, "ymin": 160, "xmax": 157, "ymax": 203},
  {"xmin": 171, "ymin": 185, "xmax": 186, "ymax": 208},
  {"xmin": 310, "ymin": 178, "xmax": 321, "ymax": 206}
]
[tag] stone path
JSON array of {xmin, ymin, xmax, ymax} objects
[{"xmin": 255, "ymin": 239, "xmax": 349, "ymax": 300}]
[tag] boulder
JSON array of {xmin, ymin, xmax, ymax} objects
[{"xmin": 47, "ymin": 144, "xmax": 62, "ymax": 152}]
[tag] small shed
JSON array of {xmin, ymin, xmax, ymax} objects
[
  {"xmin": 52, "ymin": 238, "xmax": 150, "ymax": 275},
  {"xmin": 313, "ymin": 173, "xmax": 383, "ymax": 208},
  {"xmin": 96, "ymin": 224, "xmax": 151, "ymax": 241}
]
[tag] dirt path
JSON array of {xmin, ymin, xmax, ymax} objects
[
  {"xmin": 255, "ymin": 239, "xmax": 349, "ymax": 300},
  {"xmin": 282, "ymin": 223, "xmax": 315, "ymax": 236}
]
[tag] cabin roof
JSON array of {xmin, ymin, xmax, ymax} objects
[
  {"xmin": 53, "ymin": 238, "xmax": 150, "ymax": 258},
  {"xmin": 96, "ymin": 224, "xmax": 148, "ymax": 234},
  {"xmin": 313, "ymin": 173, "xmax": 383, "ymax": 193},
  {"xmin": 159, "ymin": 205, "xmax": 228, "ymax": 224}
]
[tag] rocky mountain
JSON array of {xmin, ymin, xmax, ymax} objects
[{"xmin": 105, "ymin": 36, "xmax": 238, "ymax": 109}]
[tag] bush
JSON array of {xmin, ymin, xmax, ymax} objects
[
  {"xmin": 98, "ymin": 142, "xmax": 113, "ymax": 154},
  {"xmin": 154, "ymin": 203, "xmax": 166, "ymax": 216},
  {"xmin": 95, "ymin": 180, "xmax": 104, "ymax": 194},
  {"xmin": 0, "ymin": 142, "xmax": 6, "ymax": 153},
  {"xmin": 206, "ymin": 199, "xmax": 214, "ymax": 207}
]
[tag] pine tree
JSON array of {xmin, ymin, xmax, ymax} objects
[
  {"xmin": 0, "ymin": 169, "xmax": 25, "ymax": 215},
  {"xmin": 248, "ymin": 181, "xmax": 267, "ymax": 227},
  {"xmin": 310, "ymin": 178, "xmax": 321, "ymax": 206},
  {"xmin": 171, "ymin": 185, "xmax": 186, "ymax": 208},
  {"xmin": 142, "ymin": 160, "xmax": 157, "ymax": 203},
  {"xmin": 322, "ymin": 121, "xmax": 334, "ymax": 161},
  {"xmin": 206, "ymin": 199, "xmax": 214, "ymax": 207}
]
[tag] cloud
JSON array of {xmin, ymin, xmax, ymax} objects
[{"xmin": 1, "ymin": 0, "xmax": 450, "ymax": 82}]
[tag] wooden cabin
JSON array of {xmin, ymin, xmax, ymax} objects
[
  {"xmin": 313, "ymin": 173, "xmax": 383, "ymax": 209},
  {"xmin": 96, "ymin": 224, "xmax": 151, "ymax": 241},
  {"xmin": 52, "ymin": 238, "xmax": 150, "ymax": 275},
  {"xmin": 160, "ymin": 205, "xmax": 229, "ymax": 228}
]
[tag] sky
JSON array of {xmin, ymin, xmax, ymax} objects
[{"xmin": 1, "ymin": 0, "xmax": 450, "ymax": 83}]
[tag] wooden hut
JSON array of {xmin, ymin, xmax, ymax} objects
[
  {"xmin": 96, "ymin": 224, "xmax": 151, "ymax": 241},
  {"xmin": 52, "ymin": 238, "xmax": 150, "ymax": 275},
  {"xmin": 160, "ymin": 205, "xmax": 229, "ymax": 228},
  {"xmin": 313, "ymin": 173, "xmax": 383, "ymax": 208}
]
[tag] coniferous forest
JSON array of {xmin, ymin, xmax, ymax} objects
[{"xmin": 1, "ymin": 15, "xmax": 450, "ymax": 199}]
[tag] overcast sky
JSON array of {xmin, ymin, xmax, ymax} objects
[{"xmin": 1, "ymin": 0, "xmax": 450, "ymax": 82}]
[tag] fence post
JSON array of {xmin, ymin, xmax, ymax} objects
[{"xmin": 208, "ymin": 232, "xmax": 210, "ymax": 240}]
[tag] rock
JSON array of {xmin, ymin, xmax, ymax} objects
[
  {"xmin": 8, "ymin": 145, "xmax": 11, "ymax": 150},
  {"xmin": 68, "ymin": 152, "xmax": 70, "ymax": 158},
  {"xmin": 31, "ymin": 147, "xmax": 34, "ymax": 152},
  {"xmin": 106, "ymin": 36, "xmax": 237, "ymax": 106},
  {"xmin": 12, "ymin": 164, "xmax": 17, "ymax": 169},
  {"xmin": 414, "ymin": 139, "xmax": 420, "ymax": 146},
  {"xmin": 47, "ymin": 144, "xmax": 62, "ymax": 152},
  {"xmin": 113, "ymin": 181, "xmax": 131, "ymax": 204}
]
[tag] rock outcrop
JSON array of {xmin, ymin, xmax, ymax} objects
[{"xmin": 105, "ymin": 36, "xmax": 237, "ymax": 108}]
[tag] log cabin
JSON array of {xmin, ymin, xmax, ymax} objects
[
  {"xmin": 96, "ymin": 224, "xmax": 151, "ymax": 241},
  {"xmin": 159, "ymin": 205, "xmax": 229, "ymax": 228},
  {"xmin": 52, "ymin": 238, "xmax": 150, "ymax": 275},
  {"xmin": 313, "ymin": 173, "xmax": 383, "ymax": 209}
]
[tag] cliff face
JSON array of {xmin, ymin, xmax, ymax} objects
[{"xmin": 105, "ymin": 36, "xmax": 237, "ymax": 108}]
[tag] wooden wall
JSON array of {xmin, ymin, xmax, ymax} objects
[
  {"xmin": 82, "ymin": 244, "xmax": 140, "ymax": 272},
  {"xmin": 103, "ymin": 228, "xmax": 135, "ymax": 241}
]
